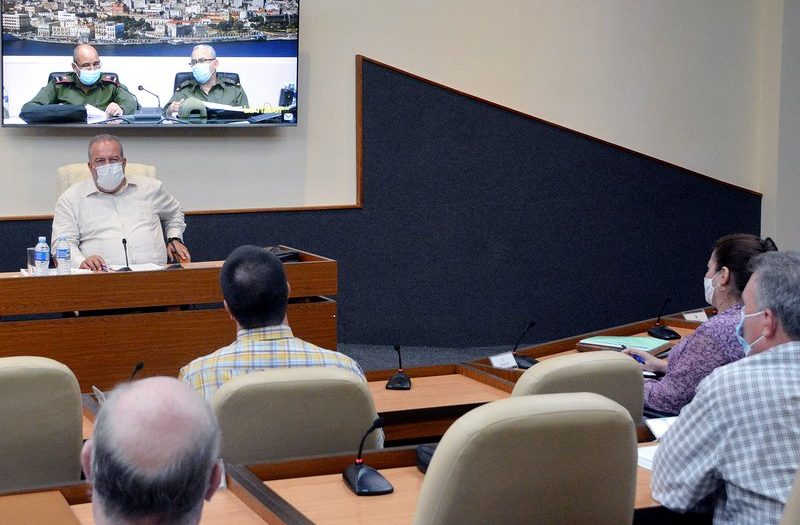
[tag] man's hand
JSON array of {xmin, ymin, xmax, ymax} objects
[
  {"xmin": 168, "ymin": 100, "xmax": 182, "ymax": 117},
  {"xmin": 80, "ymin": 255, "xmax": 107, "ymax": 271},
  {"xmin": 105, "ymin": 102, "xmax": 124, "ymax": 117},
  {"xmin": 622, "ymin": 348, "xmax": 668, "ymax": 373},
  {"xmin": 167, "ymin": 239, "xmax": 191, "ymax": 263}
]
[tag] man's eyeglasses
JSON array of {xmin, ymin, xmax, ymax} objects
[
  {"xmin": 92, "ymin": 157, "xmax": 122, "ymax": 167},
  {"xmin": 74, "ymin": 61, "xmax": 102, "ymax": 71},
  {"xmin": 189, "ymin": 57, "xmax": 215, "ymax": 66}
]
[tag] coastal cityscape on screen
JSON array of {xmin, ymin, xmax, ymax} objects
[{"xmin": 1, "ymin": 0, "xmax": 297, "ymax": 44}]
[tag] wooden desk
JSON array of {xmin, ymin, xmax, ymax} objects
[
  {"xmin": 465, "ymin": 321, "xmax": 697, "ymax": 443},
  {"xmin": 228, "ymin": 447, "xmax": 662, "ymax": 525},
  {"xmin": 0, "ymin": 247, "xmax": 337, "ymax": 392},
  {"xmin": 81, "ymin": 364, "xmax": 514, "ymax": 445},
  {"xmin": 365, "ymin": 364, "xmax": 513, "ymax": 445},
  {"xmin": 0, "ymin": 472, "xmax": 278, "ymax": 525}
]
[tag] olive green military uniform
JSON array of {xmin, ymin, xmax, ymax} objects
[
  {"xmin": 165, "ymin": 76, "xmax": 249, "ymax": 108},
  {"xmin": 20, "ymin": 72, "xmax": 138, "ymax": 114}
]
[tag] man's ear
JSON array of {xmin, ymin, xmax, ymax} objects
[
  {"xmin": 223, "ymin": 300, "xmax": 235, "ymax": 321},
  {"xmin": 762, "ymin": 309, "xmax": 780, "ymax": 339},
  {"xmin": 81, "ymin": 439, "xmax": 95, "ymax": 482},
  {"xmin": 205, "ymin": 461, "xmax": 223, "ymax": 501}
]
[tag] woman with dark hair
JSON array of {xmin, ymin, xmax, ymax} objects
[{"xmin": 624, "ymin": 234, "xmax": 778, "ymax": 414}]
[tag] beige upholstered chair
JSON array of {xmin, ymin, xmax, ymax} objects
[
  {"xmin": 511, "ymin": 350, "xmax": 644, "ymax": 422},
  {"xmin": 780, "ymin": 469, "xmax": 800, "ymax": 525},
  {"xmin": 211, "ymin": 367, "xmax": 381, "ymax": 464},
  {"xmin": 0, "ymin": 356, "xmax": 82, "ymax": 492},
  {"xmin": 413, "ymin": 393, "xmax": 637, "ymax": 525},
  {"xmin": 56, "ymin": 163, "xmax": 157, "ymax": 195}
]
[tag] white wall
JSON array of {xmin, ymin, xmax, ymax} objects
[
  {"xmin": 0, "ymin": 0, "xmax": 793, "ymax": 241},
  {"xmin": 774, "ymin": 0, "xmax": 800, "ymax": 249}
]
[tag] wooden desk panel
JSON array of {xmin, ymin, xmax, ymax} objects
[
  {"xmin": 365, "ymin": 364, "xmax": 514, "ymax": 445},
  {"xmin": 0, "ymin": 477, "xmax": 278, "ymax": 525},
  {"xmin": 236, "ymin": 447, "xmax": 660, "ymax": 525},
  {"xmin": 0, "ymin": 247, "xmax": 336, "ymax": 316},
  {"xmin": 69, "ymin": 489, "xmax": 267, "ymax": 525},
  {"xmin": 369, "ymin": 374, "xmax": 508, "ymax": 412},
  {"xmin": 267, "ymin": 467, "xmax": 422, "ymax": 525},
  {"xmin": 0, "ymin": 304, "xmax": 334, "ymax": 393},
  {"xmin": 0, "ymin": 247, "xmax": 337, "ymax": 392}
]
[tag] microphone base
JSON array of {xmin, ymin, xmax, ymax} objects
[
  {"xmin": 132, "ymin": 108, "xmax": 163, "ymax": 122},
  {"xmin": 648, "ymin": 325, "xmax": 681, "ymax": 340},
  {"xmin": 343, "ymin": 463, "xmax": 394, "ymax": 496},
  {"xmin": 386, "ymin": 372, "xmax": 411, "ymax": 390},
  {"xmin": 116, "ymin": 267, "xmax": 133, "ymax": 272},
  {"xmin": 514, "ymin": 355, "xmax": 538, "ymax": 369}
]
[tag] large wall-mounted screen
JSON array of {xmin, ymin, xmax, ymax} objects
[{"xmin": 1, "ymin": 0, "xmax": 298, "ymax": 127}]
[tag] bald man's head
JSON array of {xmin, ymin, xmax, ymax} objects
[{"xmin": 82, "ymin": 377, "xmax": 221, "ymax": 525}]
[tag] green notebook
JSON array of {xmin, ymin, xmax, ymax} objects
[{"xmin": 578, "ymin": 336, "xmax": 668, "ymax": 351}]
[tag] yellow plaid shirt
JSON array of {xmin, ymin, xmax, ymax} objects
[{"xmin": 179, "ymin": 325, "xmax": 365, "ymax": 399}]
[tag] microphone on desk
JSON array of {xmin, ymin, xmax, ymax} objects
[
  {"xmin": 647, "ymin": 298, "xmax": 681, "ymax": 340},
  {"xmin": 386, "ymin": 345, "xmax": 411, "ymax": 390},
  {"xmin": 129, "ymin": 361, "xmax": 144, "ymax": 381},
  {"xmin": 513, "ymin": 320, "xmax": 539, "ymax": 369},
  {"xmin": 133, "ymin": 85, "xmax": 164, "ymax": 121},
  {"xmin": 91, "ymin": 361, "xmax": 145, "ymax": 406},
  {"xmin": 117, "ymin": 238, "xmax": 132, "ymax": 272},
  {"xmin": 343, "ymin": 417, "xmax": 393, "ymax": 496},
  {"xmin": 137, "ymin": 85, "xmax": 161, "ymax": 108}
]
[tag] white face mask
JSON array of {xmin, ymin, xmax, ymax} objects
[
  {"xmin": 95, "ymin": 162, "xmax": 125, "ymax": 192},
  {"xmin": 703, "ymin": 270, "xmax": 720, "ymax": 305}
]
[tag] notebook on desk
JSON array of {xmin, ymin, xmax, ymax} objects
[{"xmin": 577, "ymin": 336, "xmax": 671, "ymax": 354}]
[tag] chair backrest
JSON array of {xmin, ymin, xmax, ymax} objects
[
  {"xmin": 0, "ymin": 356, "xmax": 82, "ymax": 492},
  {"xmin": 211, "ymin": 367, "xmax": 380, "ymax": 464},
  {"xmin": 56, "ymin": 163, "xmax": 157, "ymax": 196},
  {"xmin": 780, "ymin": 468, "xmax": 800, "ymax": 524},
  {"xmin": 413, "ymin": 393, "xmax": 637, "ymax": 525},
  {"xmin": 173, "ymin": 72, "xmax": 240, "ymax": 92},
  {"xmin": 511, "ymin": 350, "xmax": 644, "ymax": 422}
]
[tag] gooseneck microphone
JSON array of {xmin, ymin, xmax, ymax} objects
[
  {"xmin": 92, "ymin": 361, "xmax": 145, "ymax": 405},
  {"xmin": 343, "ymin": 418, "xmax": 393, "ymax": 496},
  {"xmin": 386, "ymin": 345, "xmax": 411, "ymax": 390},
  {"xmin": 118, "ymin": 238, "xmax": 132, "ymax": 271},
  {"xmin": 129, "ymin": 361, "xmax": 144, "ymax": 381},
  {"xmin": 137, "ymin": 85, "xmax": 161, "ymax": 108},
  {"xmin": 513, "ymin": 320, "xmax": 539, "ymax": 369},
  {"xmin": 647, "ymin": 298, "xmax": 681, "ymax": 340}
]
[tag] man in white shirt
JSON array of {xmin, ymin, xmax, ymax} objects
[
  {"xmin": 52, "ymin": 134, "xmax": 190, "ymax": 270},
  {"xmin": 652, "ymin": 251, "xmax": 800, "ymax": 525}
]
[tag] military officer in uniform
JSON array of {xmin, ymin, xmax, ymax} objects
[
  {"xmin": 21, "ymin": 44, "xmax": 137, "ymax": 117},
  {"xmin": 165, "ymin": 44, "xmax": 249, "ymax": 116}
]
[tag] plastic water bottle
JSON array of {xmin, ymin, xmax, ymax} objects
[
  {"xmin": 34, "ymin": 236, "xmax": 49, "ymax": 276},
  {"xmin": 55, "ymin": 235, "xmax": 71, "ymax": 275},
  {"xmin": 2, "ymin": 87, "xmax": 8, "ymax": 119}
]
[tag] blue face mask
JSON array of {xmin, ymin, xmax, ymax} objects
[
  {"xmin": 78, "ymin": 68, "xmax": 102, "ymax": 86},
  {"xmin": 735, "ymin": 309, "xmax": 765, "ymax": 355},
  {"xmin": 192, "ymin": 63, "xmax": 213, "ymax": 84}
]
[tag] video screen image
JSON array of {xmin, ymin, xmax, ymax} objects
[{"xmin": 1, "ymin": 0, "xmax": 298, "ymax": 126}]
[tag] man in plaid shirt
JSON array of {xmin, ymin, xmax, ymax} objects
[
  {"xmin": 652, "ymin": 251, "xmax": 800, "ymax": 524},
  {"xmin": 179, "ymin": 245, "xmax": 366, "ymax": 400}
]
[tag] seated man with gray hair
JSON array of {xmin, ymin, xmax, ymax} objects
[
  {"xmin": 165, "ymin": 44, "xmax": 249, "ymax": 117},
  {"xmin": 80, "ymin": 377, "xmax": 222, "ymax": 525},
  {"xmin": 652, "ymin": 251, "xmax": 800, "ymax": 524}
]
